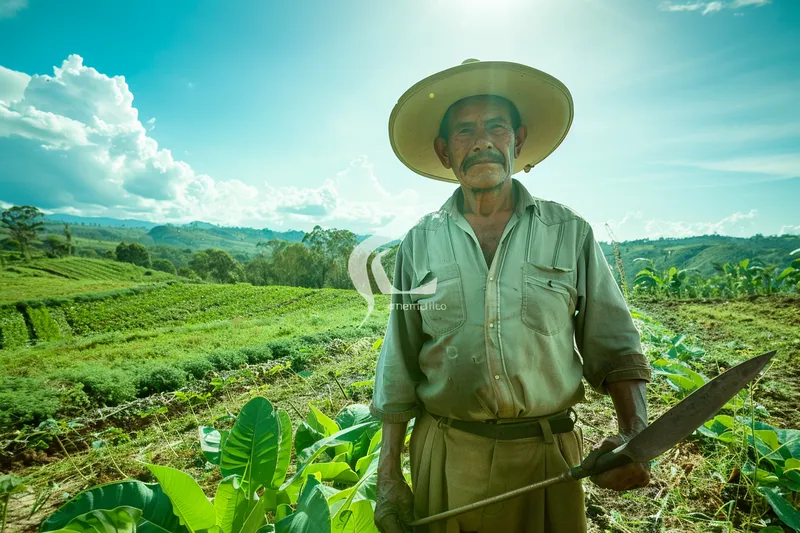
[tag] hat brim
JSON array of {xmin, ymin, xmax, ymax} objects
[{"xmin": 388, "ymin": 61, "xmax": 574, "ymax": 184}]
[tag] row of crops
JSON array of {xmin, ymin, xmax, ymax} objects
[
  {"xmin": 2, "ymin": 307, "xmax": 797, "ymax": 532},
  {"xmin": 0, "ymin": 282, "xmax": 368, "ymax": 349},
  {"xmin": 7, "ymin": 257, "xmax": 175, "ymax": 283}
]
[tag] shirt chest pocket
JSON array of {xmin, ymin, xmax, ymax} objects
[
  {"xmin": 411, "ymin": 263, "xmax": 466, "ymax": 337},
  {"xmin": 521, "ymin": 262, "xmax": 577, "ymax": 336}
]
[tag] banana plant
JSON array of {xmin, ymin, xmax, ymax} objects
[{"xmin": 40, "ymin": 397, "xmax": 383, "ymax": 533}]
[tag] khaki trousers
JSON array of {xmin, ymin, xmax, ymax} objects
[{"xmin": 409, "ymin": 411, "xmax": 587, "ymax": 533}]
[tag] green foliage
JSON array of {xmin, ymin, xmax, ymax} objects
[
  {"xmin": 146, "ymin": 464, "xmax": 217, "ymax": 532},
  {"xmin": 632, "ymin": 254, "xmax": 800, "ymax": 299},
  {"xmin": 239, "ymin": 344, "xmax": 274, "ymax": 365},
  {"xmin": 58, "ymin": 364, "xmax": 137, "ymax": 406},
  {"xmin": 220, "ymin": 397, "xmax": 292, "ymax": 499},
  {"xmin": 190, "ymin": 249, "xmax": 243, "ymax": 284},
  {"xmin": 58, "ymin": 283, "xmax": 313, "ymax": 337},
  {"xmin": 40, "ymin": 480, "xmax": 188, "ymax": 533},
  {"xmin": 134, "ymin": 363, "xmax": 188, "ymax": 397},
  {"xmin": 25, "ymin": 305, "xmax": 62, "ymax": 342},
  {"xmin": 180, "ymin": 357, "xmax": 215, "ymax": 380},
  {"xmin": 43, "ymin": 236, "xmax": 71, "ymax": 259},
  {"xmin": 275, "ymin": 477, "xmax": 331, "ymax": 533},
  {"xmin": 0, "ymin": 308, "xmax": 28, "ymax": 349},
  {"xmin": 1, "ymin": 205, "xmax": 45, "ymax": 258},
  {"xmin": 47, "ymin": 506, "xmax": 141, "ymax": 533},
  {"xmin": 150, "ymin": 258, "xmax": 176, "ymax": 275},
  {"xmin": 176, "ymin": 267, "xmax": 200, "ymax": 280},
  {"xmin": 115, "ymin": 242, "xmax": 152, "ymax": 268},
  {"xmin": 0, "ymin": 377, "xmax": 61, "ymax": 427},
  {"xmin": 207, "ymin": 349, "xmax": 248, "ymax": 371}
]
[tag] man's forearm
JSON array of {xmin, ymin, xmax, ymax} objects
[
  {"xmin": 606, "ymin": 379, "xmax": 648, "ymax": 438},
  {"xmin": 377, "ymin": 420, "xmax": 409, "ymax": 479}
]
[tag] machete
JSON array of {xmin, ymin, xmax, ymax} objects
[{"xmin": 410, "ymin": 350, "xmax": 776, "ymax": 527}]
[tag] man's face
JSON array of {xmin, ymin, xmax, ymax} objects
[{"xmin": 434, "ymin": 96, "xmax": 527, "ymax": 189}]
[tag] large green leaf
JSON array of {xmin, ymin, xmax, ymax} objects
[
  {"xmin": 238, "ymin": 493, "xmax": 269, "ymax": 533},
  {"xmin": 330, "ymin": 499, "xmax": 376, "ymax": 533},
  {"xmin": 50, "ymin": 506, "xmax": 141, "ymax": 533},
  {"xmin": 199, "ymin": 427, "xmax": 229, "ymax": 465},
  {"xmin": 41, "ymin": 481, "xmax": 188, "ymax": 533},
  {"xmin": 275, "ymin": 477, "xmax": 331, "ymax": 533},
  {"xmin": 308, "ymin": 404, "xmax": 340, "ymax": 438},
  {"xmin": 335, "ymin": 405, "xmax": 375, "ymax": 430},
  {"xmin": 281, "ymin": 422, "xmax": 378, "ymax": 491},
  {"xmin": 221, "ymin": 397, "xmax": 283, "ymax": 499},
  {"xmin": 214, "ymin": 476, "xmax": 249, "ymax": 533},
  {"xmin": 272, "ymin": 410, "xmax": 293, "ymax": 491},
  {"xmin": 759, "ymin": 486, "xmax": 800, "ymax": 531},
  {"xmin": 328, "ymin": 455, "xmax": 378, "ymax": 511},
  {"xmin": 652, "ymin": 359, "xmax": 707, "ymax": 396},
  {"xmin": 283, "ymin": 464, "xmax": 360, "ymax": 504},
  {"xmin": 146, "ymin": 464, "xmax": 216, "ymax": 533},
  {"xmin": 294, "ymin": 422, "xmax": 325, "ymax": 457}
]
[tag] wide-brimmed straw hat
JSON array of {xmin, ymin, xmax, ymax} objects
[{"xmin": 388, "ymin": 58, "xmax": 574, "ymax": 184}]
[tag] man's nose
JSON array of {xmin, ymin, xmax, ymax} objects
[{"xmin": 472, "ymin": 129, "xmax": 494, "ymax": 151}]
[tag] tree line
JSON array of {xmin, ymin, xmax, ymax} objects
[{"xmin": 1, "ymin": 205, "xmax": 396, "ymax": 290}]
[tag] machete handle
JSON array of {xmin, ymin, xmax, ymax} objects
[{"xmin": 570, "ymin": 447, "xmax": 635, "ymax": 480}]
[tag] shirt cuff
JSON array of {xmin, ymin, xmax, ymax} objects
[
  {"xmin": 585, "ymin": 353, "xmax": 652, "ymax": 394},
  {"xmin": 369, "ymin": 401, "xmax": 421, "ymax": 423}
]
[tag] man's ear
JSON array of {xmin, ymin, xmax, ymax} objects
[
  {"xmin": 514, "ymin": 125, "xmax": 528, "ymax": 158},
  {"xmin": 434, "ymin": 137, "xmax": 452, "ymax": 169}
]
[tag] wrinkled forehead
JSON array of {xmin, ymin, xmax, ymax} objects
[{"xmin": 447, "ymin": 95, "xmax": 514, "ymax": 124}]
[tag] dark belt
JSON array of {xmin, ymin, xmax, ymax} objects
[{"xmin": 428, "ymin": 409, "xmax": 576, "ymax": 441}]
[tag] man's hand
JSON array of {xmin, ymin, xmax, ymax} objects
[
  {"xmin": 374, "ymin": 420, "xmax": 414, "ymax": 533},
  {"xmin": 375, "ymin": 474, "xmax": 415, "ymax": 533},
  {"xmin": 580, "ymin": 433, "xmax": 650, "ymax": 491}
]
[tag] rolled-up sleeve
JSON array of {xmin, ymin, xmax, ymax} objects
[
  {"xmin": 369, "ymin": 239, "xmax": 425, "ymax": 423},
  {"xmin": 575, "ymin": 224, "xmax": 651, "ymax": 394}
]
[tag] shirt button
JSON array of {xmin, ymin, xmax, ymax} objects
[
  {"xmin": 489, "ymin": 322, "xmax": 494, "ymax": 328},
  {"xmin": 494, "ymin": 375, "xmax": 500, "ymax": 380},
  {"xmin": 489, "ymin": 277, "xmax": 494, "ymax": 281}
]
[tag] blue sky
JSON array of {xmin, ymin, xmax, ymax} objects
[{"xmin": 0, "ymin": 0, "xmax": 797, "ymax": 242}]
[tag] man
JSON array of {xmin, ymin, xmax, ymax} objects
[{"xmin": 370, "ymin": 59, "xmax": 652, "ymax": 533}]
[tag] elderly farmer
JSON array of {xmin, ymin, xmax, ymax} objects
[{"xmin": 369, "ymin": 59, "xmax": 652, "ymax": 533}]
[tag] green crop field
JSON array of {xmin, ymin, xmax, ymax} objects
[
  {"xmin": 0, "ymin": 257, "xmax": 176, "ymax": 305},
  {"xmin": 1, "ymin": 254, "xmax": 799, "ymax": 533}
]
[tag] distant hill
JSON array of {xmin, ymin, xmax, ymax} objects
[
  {"xmin": 599, "ymin": 233, "xmax": 800, "ymax": 280},
  {"xmin": 45, "ymin": 214, "xmax": 159, "ymax": 229}
]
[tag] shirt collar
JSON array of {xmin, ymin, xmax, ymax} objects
[{"xmin": 440, "ymin": 177, "xmax": 540, "ymax": 219}]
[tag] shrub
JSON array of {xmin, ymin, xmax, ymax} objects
[
  {"xmin": 135, "ymin": 362, "xmax": 187, "ymax": 396},
  {"xmin": 25, "ymin": 305, "xmax": 61, "ymax": 342},
  {"xmin": 239, "ymin": 343, "xmax": 273, "ymax": 365},
  {"xmin": 115, "ymin": 242, "xmax": 151, "ymax": 268},
  {"xmin": 0, "ymin": 308, "xmax": 28, "ymax": 349},
  {"xmin": 0, "ymin": 377, "xmax": 61, "ymax": 426},
  {"xmin": 266, "ymin": 339, "xmax": 300, "ymax": 360},
  {"xmin": 206, "ymin": 349, "xmax": 247, "ymax": 371},
  {"xmin": 151, "ymin": 258, "xmax": 177, "ymax": 275},
  {"xmin": 177, "ymin": 267, "xmax": 200, "ymax": 280},
  {"xmin": 180, "ymin": 357, "xmax": 215, "ymax": 380},
  {"xmin": 58, "ymin": 364, "xmax": 137, "ymax": 406}
]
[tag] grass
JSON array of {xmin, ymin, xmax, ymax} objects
[
  {"xmin": 0, "ymin": 257, "xmax": 175, "ymax": 305},
  {"xmin": 1, "ymin": 269, "xmax": 798, "ymax": 532}
]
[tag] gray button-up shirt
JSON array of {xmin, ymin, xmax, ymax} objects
[{"xmin": 370, "ymin": 178, "xmax": 651, "ymax": 423}]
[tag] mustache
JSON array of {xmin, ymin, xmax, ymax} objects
[{"xmin": 462, "ymin": 151, "xmax": 505, "ymax": 173}]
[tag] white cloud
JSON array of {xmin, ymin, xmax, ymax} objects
[
  {"xmin": 0, "ymin": 66, "xmax": 30, "ymax": 103},
  {"xmin": 779, "ymin": 225, "xmax": 800, "ymax": 236},
  {"xmin": 0, "ymin": 0, "xmax": 26, "ymax": 18},
  {"xmin": 659, "ymin": 0, "xmax": 770, "ymax": 14},
  {"xmin": 684, "ymin": 154, "xmax": 800, "ymax": 180},
  {"xmin": 0, "ymin": 55, "xmax": 424, "ymax": 234},
  {"xmin": 602, "ymin": 209, "xmax": 760, "ymax": 239}
]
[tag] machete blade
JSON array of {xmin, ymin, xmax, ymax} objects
[{"xmin": 618, "ymin": 350, "xmax": 775, "ymax": 464}]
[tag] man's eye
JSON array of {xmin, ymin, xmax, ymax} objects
[{"xmin": 458, "ymin": 129, "xmax": 473, "ymax": 135}]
